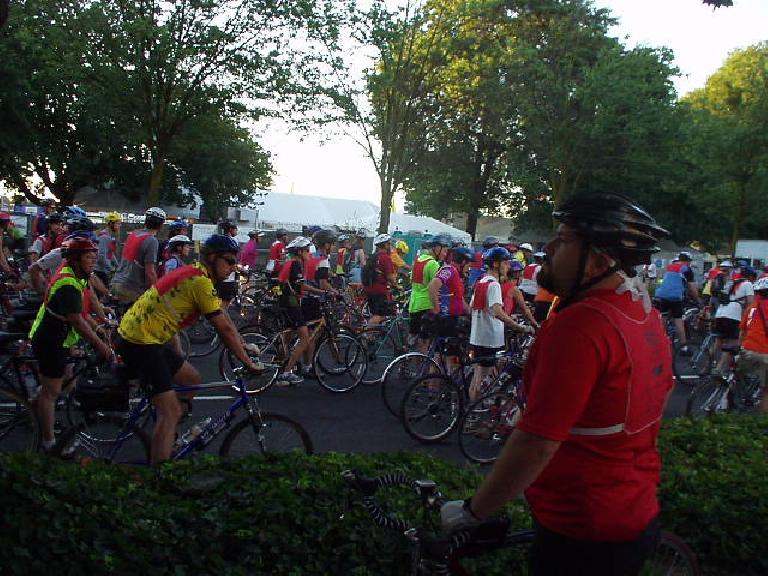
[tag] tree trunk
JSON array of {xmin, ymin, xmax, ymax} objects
[
  {"xmin": 466, "ymin": 211, "xmax": 478, "ymax": 241},
  {"xmin": 148, "ymin": 155, "xmax": 166, "ymax": 207},
  {"xmin": 378, "ymin": 176, "xmax": 393, "ymax": 234},
  {"xmin": 730, "ymin": 180, "xmax": 747, "ymax": 257}
]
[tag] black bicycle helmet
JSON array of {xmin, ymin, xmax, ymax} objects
[
  {"xmin": 275, "ymin": 228, "xmax": 288, "ymax": 238},
  {"xmin": 46, "ymin": 212, "xmax": 65, "ymax": 224},
  {"xmin": 312, "ymin": 228, "xmax": 337, "ymax": 247},
  {"xmin": 553, "ymin": 192, "xmax": 669, "ymax": 269},
  {"xmin": 482, "ymin": 236, "xmax": 499, "ymax": 249},
  {"xmin": 67, "ymin": 216, "xmax": 95, "ymax": 233},
  {"xmin": 431, "ymin": 234, "xmax": 452, "ymax": 248},
  {"xmin": 552, "ymin": 192, "xmax": 668, "ymax": 309},
  {"xmin": 218, "ymin": 219, "xmax": 237, "ymax": 233}
]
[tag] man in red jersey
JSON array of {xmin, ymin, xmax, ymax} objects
[
  {"xmin": 441, "ymin": 193, "xmax": 674, "ymax": 576},
  {"xmin": 266, "ymin": 229, "xmax": 288, "ymax": 276}
]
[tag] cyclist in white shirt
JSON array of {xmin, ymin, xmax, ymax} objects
[
  {"xmin": 468, "ymin": 247, "xmax": 533, "ymax": 400},
  {"xmin": 714, "ymin": 263, "xmax": 755, "ymax": 374}
]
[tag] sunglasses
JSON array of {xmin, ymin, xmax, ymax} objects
[{"xmin": 218, "ymin": 255, "xmax": 238, "ymax": 266}]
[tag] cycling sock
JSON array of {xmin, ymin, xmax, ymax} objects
[{"xmin": 42, "ymin": 439, "xmax": 56, "ymax": 450}]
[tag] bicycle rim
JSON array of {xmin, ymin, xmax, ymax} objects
[
  {"xmin": 219, "ymin": 413, "xmax": 313, "ymax": 457},
  {"xmin": 381, "ymin": 353, "xmax": 442, "ymax": 417},
  {"xmin": 459, "ymin": 393, "xmax": 518, "ymax": 464},
  {"xmin": 401, "ymin": 375, "xmax": 461, "ymax": 443},
  {"xmin": 685, "ymin": 376, "xmax": 727, "ymax": 417},
  {"xmin": 315, "ymin": 334, "xmax": 367, "ymax": 393},
  {"xmin": 0, "ymin": 386, "xmax": 40, "ymax": 453},
  {"xmin": 642, "ymin": 531, "xmax": 701, "ymax": 575}
]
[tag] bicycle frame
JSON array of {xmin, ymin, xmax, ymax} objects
[{"xmin": 99, "ymin": 376, "xmax": 258, "ymax": 463}]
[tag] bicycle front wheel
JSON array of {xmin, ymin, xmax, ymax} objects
[
  {"xmin": 459, "ymin": 392, "xmax": 520, "ymax": 464},
  {"xmin": 685, "ymin": 376, "xmax": 728, "ymax": 417},
  {"xmin": 0, "ymin": 385, "xmax": 40, "ymax": 453},
  {"xmin": 218, "ymin": 331, "xmax": 281, "ymax": 393},
  {"xmin": 219, "ymin": 413, "xmax": 313, "ymax": 457},
  {"xmin": 381, "ymin": 353, "xmax": 442, "ymax": 417},
  {"xmin": 314, "ymin": 334, "xmax": 367, "ymax": 393},
  {"xmin": 644, "ymin": 531, "xmax": 701, "ymax": 575},
  {"xmin": 401, "ymin": 375, "xmax": 462, "ymax": 443}
]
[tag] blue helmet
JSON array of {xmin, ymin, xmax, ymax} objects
[
  {"xmin": 64, "ymin": 206, "xmax": 87, "ymax": 218},
  {"xmin": 451, "ymin": 247, "xmax": 474, "ymax": 263},
  {"xmin": 65, "ymin": 231, "xmax": 95, "ymax": 241},
  {"xmin": 509, "ymin": 260, "xmax": 524, "ymax": 272},
  {"xmin": 202, "ymin": 234, "xmax": 239, "ymax": 254},
  {"xmin": 169, "ymin": 218, "xmax": 188, "ymax": 231},
  {"xmin": 483, "ymin": 246, "xmax": 512, "ymax": 265},
  {"xmin": 741, "ymin": 265, "xmax": 757, "ymax": 278}
]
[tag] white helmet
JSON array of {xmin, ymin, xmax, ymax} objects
[
  {"xmin": 520, "ymin": 242, "xmax": 533, "ymax": 251},
  {"xmin": 374, "ymin": 233, "xmax": 391, "ymax": 246},
  {"xmin": 169, "ymin": 235, "xmax": 192, "ymax": 244},
  {"xmin": 287, "ymin": 236, "xmax": 312, "ymax": 252},
  {"xmin": 145, "ymin": 207, "xmax": 166, "ymax": 221},
  {"xmin": 720, "ymin": 260, "xmax": 733, "ymax": 268},
  {"xmin": 753, "ymin": 277, "xmax": 768, "ymax": 291}
]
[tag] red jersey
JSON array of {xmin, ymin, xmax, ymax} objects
[
  {"xmin": 518, "ymin": 289, "xmax": 673, "ymax": 542},
  {"xmin": 502, "ymin": 281, "xmax": 517, "ymax": 315},
  {"xmin": 268, "ymin": 241, "xmax": 285, "ymax": 273},
  {"xmin": 365, "ymin": 251, "xmax": 395, "ymax": 296}
]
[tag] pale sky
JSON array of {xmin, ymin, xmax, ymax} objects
[{"xmin": 257, "ymin": 0, "xmax": 768, "ymax": 208}]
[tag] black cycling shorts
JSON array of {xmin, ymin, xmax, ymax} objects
[
  {"xmin": 116, "ymin": 337, "xmax": 185, "ymax": 397},
  {"xmin": 282, "ymin": 306, "xmax": 307, "ymax": 329},
  {"xmin": 472, "ymin": 345, "xmax": 503, "ymax": 367},
  {"xmin": 714, "ymin": 317, "xmax": 740, "ymax": 340},
  {"xmin": 367, "ymin": 293, "xmax": 395, "ymax": 317},
  {"xmin": 32, "ymin": 337, "xmax": 69, "ymax": 379},
  {"xmin": 654, "ymin": 298, "xmax": 684, "ymax": 320},
  {"xmin": 216, "ymin": 280, "xmax": 238, "ymax": 301},
  {"xmin": 435, "ymin": 315, "xmax": 459, "ymax": 338},
  {"xmin": 301, "ymin": 297, "xmax": 322, "ymax": 323}
]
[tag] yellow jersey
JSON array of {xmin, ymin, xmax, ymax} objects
[{"xmin": 118, "ymin": 262, "xmax": 221, "ymax": 345}]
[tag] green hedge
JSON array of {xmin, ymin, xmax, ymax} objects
[{"xmin": 0, "ymin": 415, "xmax": 765, "ymax": 575}]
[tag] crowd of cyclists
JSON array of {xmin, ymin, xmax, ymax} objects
[{"xmin": 0, "ymin": 193, "xmax": 764, "ymax": 574}]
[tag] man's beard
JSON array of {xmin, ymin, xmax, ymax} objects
[{"xmin": 537, "ymin": 264, "xmax": 556, "ymax": 293}]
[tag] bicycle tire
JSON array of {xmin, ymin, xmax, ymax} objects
[
  {"xmin": 0, "ymin": 384, "xmax": 40, "ymax": 453},
  {"xmin": 360, "ymin": 330, "xmax": 404, "ymax": 386},
  {"xmin": 458, "ymin": 392, "xmax": 520, "ymax": 464},
  {"xmin": 645, "ymin": 531, "xmax": 701, "ymax": 575},
  {"xmin": 64, "ymin": 384, "xmax": 151, "ymax": 443},
  {"xmin": 219, "ymin": 412, "xmax": 313, "ymax": 457},
  {"xmin": 186, "ymin": 317, "xmax": 217, "ymax": 345},
  {"xmin": 218, "ymin": 331, "xmax": 281, "ymax": 393},
  {"xmin": 400, "ymin": 374, "xmax": 462, "ymax": 443},
  {"xmin": 56, "ymin": 419, "xmax": 151, "ymax": 464},
  {"xmin": 688, "ymin": 338, "xmax": 714, "ymax": 376},
  {"xmin": 314, "ymin": 334, "xmax": 367, "ymax": 393},
  {"xmin": 381, "ymin": 353, "xmax": 442, "ymax": 417},
  {"xmin": 685, "ymin": 375, "xmax": 728, "ymax": 417}
]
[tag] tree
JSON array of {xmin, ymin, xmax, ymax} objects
[
  {"xmin": 302, "ymin": 0, "xmax": 461, "ymax": 233},
  {"xmin": 79, "ymin": 0, "xmax": 338, "ymax": 206},
  {"xmin": 401, "ymin": 0, "xmax": 523, "ymax": 239},
  {"xmin": 0, "ymin": 0, "xmax": 122, "ymax": 205},
  {"xmin": 169, "ymin": 113, "xmax": 273, "ymax": 221},
  {"xmin": 681, "ymin": 44, "xmax": 768, "ymax": 253}
]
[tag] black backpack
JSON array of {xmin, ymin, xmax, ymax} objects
[{"xmin": 361, "ymin": 254, "xmax": 379, "ymax": 287}]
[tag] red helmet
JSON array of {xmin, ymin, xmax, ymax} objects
[{"xmin": 61, "ymin": 238, "xmax": 98, "ymax": 258}]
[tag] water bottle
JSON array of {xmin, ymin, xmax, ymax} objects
[{"xmin": 22, "ymin": 364, "xmax": 39, "ymax": 401}]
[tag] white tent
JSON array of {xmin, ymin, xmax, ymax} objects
[{"xmin": 257, "ymin": 192, "xmax": 471, "ymax": 242}]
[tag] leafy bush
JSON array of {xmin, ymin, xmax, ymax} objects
[
  {"xmin": 657, "ymin": 415, "xmax": 767, "ymax": 574},
  {"xmin": 0, "ymin": 415, "xmax": 764, "ymax": 575}
]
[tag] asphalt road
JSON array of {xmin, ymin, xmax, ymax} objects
[{"xmin": 186, "ymin": 344, "xmax": 694, "ymax": 465}]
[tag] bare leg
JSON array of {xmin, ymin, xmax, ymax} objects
[
  {"xmin": 36, "ymin": 375, "xmax": 64, "ymax": 445},
  {"xmin": 150, "ymin": 391, "xmax": 183, "ymax": 464}
]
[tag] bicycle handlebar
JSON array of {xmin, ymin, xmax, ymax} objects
[{"xmin": 341, "ymin": 470, "xmax": 513, "ymax": 565}]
